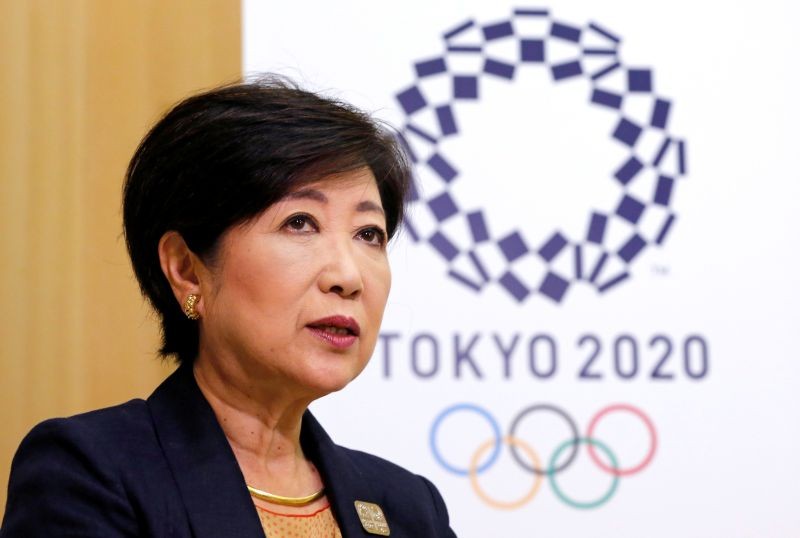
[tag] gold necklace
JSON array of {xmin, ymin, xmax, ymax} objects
[{"xmin": 247, "ymin": 484, "xmax": 326, "ymax": 506}]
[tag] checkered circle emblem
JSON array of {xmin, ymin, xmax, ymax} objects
[{"xmin": 395, "ymin": 8, "xmax": 688, "ymax": 303}]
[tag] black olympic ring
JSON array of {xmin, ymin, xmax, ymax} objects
[{"xmin": 508, "ymin": 404, "xmax": 579, "ymax": 476}]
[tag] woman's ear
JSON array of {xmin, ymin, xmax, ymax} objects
[{"xmin": 158, "ymin": 231, "xmax": 205, "ymax": 316}]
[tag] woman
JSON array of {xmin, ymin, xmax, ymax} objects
[{"xmin": 1, "ymin": 79, "xmax": 457, "ymax": 537}]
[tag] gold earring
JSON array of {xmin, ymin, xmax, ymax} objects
[{"xmin": 183, "ymin": 294, "xmax": 200, "ymax": 320}]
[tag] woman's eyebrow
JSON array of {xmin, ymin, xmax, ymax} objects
[
  {"xmin": 285, "ymin": 189, "xmax": 385, "ymax": 216},
  {"xmin": 356, "ymin": 200, "xmax": 385, "ymax": 216},
  {"xmin": 285, "ymin": 188, "xmax": 327, "ymax": 203}
]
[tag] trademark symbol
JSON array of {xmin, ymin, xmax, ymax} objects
[{"xmin": 652, "ymin": 265, "xmax": 670, "ymax": 275}]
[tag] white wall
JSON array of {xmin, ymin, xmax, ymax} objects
[{"xmin": 244, "ymin": 1, "xmax": 800, "ymax": 536}]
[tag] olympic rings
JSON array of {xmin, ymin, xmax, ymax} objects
[
  {"xmin": 548, "ymin": 437, "xmax": 620, "ymax": 509},
  {"xmin": 508, "ymin": 404, "xmax": 579, "ymax": 475},
  {"xmin": 430, "ymin": 402, "xmax": 657, "ymax": 509},
  {"xmin": 430, "ymin": 403, "xmax": 502, "ymax": 476},
  {"xmin": 469, "ymin": 436, "xmax": 544, "ymax": 510},
  {"xmin": 586, "ymin": 403, "xmax": 658, "ymax": 476}
]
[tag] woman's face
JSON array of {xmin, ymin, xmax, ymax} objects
[{"xmin": 197, "ymin": 167, "xmax": 392, "ymax": 400}]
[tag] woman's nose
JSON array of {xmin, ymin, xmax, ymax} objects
[{"xmin": 317, "ymin": 240, "xmax": 363, "ymax": 299}]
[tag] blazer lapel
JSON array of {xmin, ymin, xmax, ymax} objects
[
  {"xmin": 301, "ymin": 412, "xmax": 384, "ymax": 537},
  {"xmin": 147, "ymin": 365, "xmax": 264, "ymax": 538}
]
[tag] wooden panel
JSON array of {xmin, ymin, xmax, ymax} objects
[{"xmin": 0, "ymin": 0, "xmax": 241, "ymax": 512}]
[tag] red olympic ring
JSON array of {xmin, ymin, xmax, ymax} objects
[{"xmin": 586, "ymin": 403, "xmax": 657, "ymax": 476}]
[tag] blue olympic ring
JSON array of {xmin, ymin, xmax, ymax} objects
[{"xmin": 429, "ymin": 403, "xmax": 502, "ymax": 476}]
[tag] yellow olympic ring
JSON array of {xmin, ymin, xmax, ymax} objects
[{"xmin": 468, "ymin": 435, "xmax": 543, "ymax": 510}]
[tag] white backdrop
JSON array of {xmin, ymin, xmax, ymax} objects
[{"xmin": 244, "ymin": 1, "xmax": 800, "ymax": 536}]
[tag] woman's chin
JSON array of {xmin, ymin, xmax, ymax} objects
[{"xmin": 285, "ymin": 362, "xmax": 366, "ymax": 401}]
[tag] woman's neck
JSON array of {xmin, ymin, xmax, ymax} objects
[{"xmin": 192, "ymin": 355, "xmax": 323, "ymax": 498}]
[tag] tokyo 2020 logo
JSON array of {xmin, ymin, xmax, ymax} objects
[
  {"xmin": 430, "ymin": 402, "xmax": 657, "ymax": 509},
  {"xmin": 394, "ymin": 8, "xmax": 688, "ymax": 304}
]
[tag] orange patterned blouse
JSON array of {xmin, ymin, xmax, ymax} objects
[{"xmin": 255, "ymin": 503, "xmax": 343, "ymax": 537}]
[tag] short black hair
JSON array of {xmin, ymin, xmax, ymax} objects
[{"xmin": 123, "ymin": 77, "xmax": 410, "ymax": 364}]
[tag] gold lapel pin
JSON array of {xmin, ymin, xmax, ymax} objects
[{"xmin": 354, "ymin": 500, "xmax": 390, "ymax": 536}]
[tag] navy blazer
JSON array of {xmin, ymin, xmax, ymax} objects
[{"xmin": 1, "ymin": 365, "xmax": 457, "ymax": 537}]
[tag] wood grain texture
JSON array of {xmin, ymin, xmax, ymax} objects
[{"xmin": 0, "ymin": 0, "xmax": 241, "ymax": 513}]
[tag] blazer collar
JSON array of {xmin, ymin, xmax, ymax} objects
[
  {"xmin": 147, "ymin": 365, "xmax": 382, "ymax": 537},
  {"xmin": 147, "ymin": 365, "xmax": 264, "ymax": 538},
  {"xmin": 300, "ymin": 412, "xmax": 384, "ymax": 536}
]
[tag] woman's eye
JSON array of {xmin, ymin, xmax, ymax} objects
[
  {"xmin": 358, "ymin": 227, "xmax": 387, "ymax": 246},
  {"xmin": 284, "ymin": 214, "xmax": 317, "ymax": 232}
]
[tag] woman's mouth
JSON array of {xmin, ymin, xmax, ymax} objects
[
  {"xmin": 314, "ymin": 325, "xmax": 351, "ymax": 335},
  {"xmin": 306, "ymin": 316, "xmax": 360, "ymax": 349}
]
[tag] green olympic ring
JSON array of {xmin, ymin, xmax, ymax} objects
[{"xmin": 547, "ymin": 437, "xmax": 620, "ymax": 509}]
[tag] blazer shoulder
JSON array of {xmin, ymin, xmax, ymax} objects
[
  {"xmin": 35, "ymin": 398, "xmax": 150, "ymax": 437},
  {"xmin": 10, "ymin": 398, "xmax": 153, "ymax": 472},
  {"xmin": 18, "ymin": 399, "xmax": 158, "ymax": 465},
  {"xmin": 0, "ymin": 400, "xmax": 158, "ymax": 537}
]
